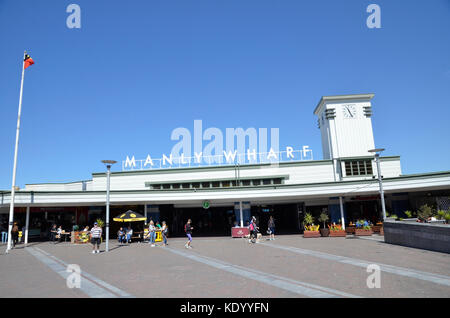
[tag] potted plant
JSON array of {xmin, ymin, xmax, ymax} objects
[
  {"xmin": 303, "ymin": 213, "xmax": 320, "ymax": 238},
  {"xmin": 328, "ymin": 223, "xmax": 346, "ymax": 237},
  {"xmin": 318, "ymin": 212, "xmax": 330, "ymax": 237},
  {"xmin": 71, "ymin": 225, "xmax": 79, "ymax": 244},
  {"xmin": 346, "ymin": 221, "xmax": 356, "ymax": 234},
  {"xmin": 354, "ymin": 220, "xmax": 373, "ymax": 236},
  {"xmin": 371, "ymin": 221, "xmax": 383, "ymax": 233}
]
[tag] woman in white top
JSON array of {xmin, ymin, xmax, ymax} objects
[
  {"xmin": 148, "ymin": 220, "xmax": 156, "ymax": 247},
  {"xmin": 126, "ymin": 227, "xmax": 133, "ymax": 244},
  {"xmin": 56, "ymin": 226, "xmax": 62, "ymax": 242}
]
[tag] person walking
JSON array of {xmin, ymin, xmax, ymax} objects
[
  {"xmin": 11, "ymin": 222, "xmax": 19, "ymax": 248},
  {"xmin": 90, "ymin": 222, "xmax": 102, "ymax": 254},
  {"xmin": 49, "ymin": 224, "xmax": 57, "ymax": 243},
  {"xmin": 161, "ymin": 221, "xmax": 168, "ymax": 246},
  {"xmin": 268, "ymin": 216, "xmax": 276, "ymax": 241},
  {"xmin": 184, "ymin": 219, "xmax": 194, "ymax": 249},
  {"xmin": 148, "ymin": 220, "xmax": 156, "ymax": 247},
  {"xmin": 248, "ymin": 216, "xmax": 259, "ymax": 244}
]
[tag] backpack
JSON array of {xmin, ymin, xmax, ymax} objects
[
  {"xmin": 249, "ymin": 223, "xmax": 254, "ymax": 231},
  {"xmin": 184, "ymin": 224, "xmax": 187, "ymax": 233}
]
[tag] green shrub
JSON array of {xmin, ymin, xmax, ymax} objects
[
  {"xmin": 437, "ymin": 210, "xmax": 446, "ymax": 220},
  {"xmin": 404, "ymin": 210, "xmax": 413, "ymax": 218},
  {"xmin": 417, "ymin": 204, "xmax": 433, "ymax": 221},
  {"xmin": 445, "ymin": 213, "xmax": 450, "ymax": 224}
]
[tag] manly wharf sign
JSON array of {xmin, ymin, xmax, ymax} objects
[{"xmin": 122, "ymin": 120, "xmax": 313, "ymax": 171}]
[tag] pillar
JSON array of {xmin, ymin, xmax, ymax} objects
[{"xmin": 25, "ymin": 206, "xmax": 30, "ymax": 244}]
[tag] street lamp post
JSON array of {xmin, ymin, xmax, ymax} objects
[
  {"xmin": 101, "ymin": 160, "xmax": 117, "ymax": 252},
  {"xmin": 368, "ymin": 148, "xmax": 386, "ymax": 221}
]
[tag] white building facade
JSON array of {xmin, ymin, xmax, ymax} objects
[{"xmin": 1, "ymin": 94, "xmax": 449, "ymax": 237}]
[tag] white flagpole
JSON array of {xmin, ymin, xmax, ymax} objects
[{"xmin": 6, "ymin": 51, "xmax": 27, "ymax": 253}]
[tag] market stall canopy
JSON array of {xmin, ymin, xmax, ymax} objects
[{"xmin": 113, "ymin": 210, "xmax": 146, "ymax": 222}]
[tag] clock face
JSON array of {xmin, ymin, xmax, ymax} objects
[{"xmin": 342, "ymin": 104, "xmax": 357, "ymax": 118}]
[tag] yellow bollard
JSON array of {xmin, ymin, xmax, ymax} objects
[{"xmin": 155, "ymin": 231, "xmax": 162, "ymax": 242}]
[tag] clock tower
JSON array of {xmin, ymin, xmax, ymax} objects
[{"xmin": 314, "ymin": 94, "xmax": 376, "ymax": 179}]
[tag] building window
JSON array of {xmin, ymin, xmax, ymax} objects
[
  {"xmin": 172, "ymin": 183, "xmax": 180, "ymax": 189},
  {"xmin": 262, "ymin": 179, "xmax": 271, "ymax": 185},
  {"xmin": 152, "ymin": 184, "xmax": 161, "ymax": 190},
  {"xmin": 192, "ymin": 182, "xmax": 200, "ymax": 189},
  {"xmin": 273, "ymin": 178, "xmax": 282, "ymax": 185},
  {"xmin": 181, "ymin": 183, "xmax": 190, "ymax": 189},
  {"xmin": 162, "ymin": 184, "xmax": 171, "ymax": 190},
  {"xmin": 201, "ymin": 182, "xmax": 210, "ymax": 188},
  {"xmin": 345, "ymin": 160, "xmax": 373, "ymax": 176},
  {"xmin": 252, "ymin": 180, "xmax": 261, "ymax": 186},
  {"xmin": 222, "ymin": 181, "xmax": 231, "ymax": 187},
  {"xmin": 212, "ymin": 181, "xmax": 220, "ymax": 188},
  {"xmin": 242, "ymin": 180, "xmax": 251, "ymax": 186}
]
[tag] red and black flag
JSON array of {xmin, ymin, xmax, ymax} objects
[{"xmin": 24, "ymin": 54, "xmax": 34, "ymax": 69}]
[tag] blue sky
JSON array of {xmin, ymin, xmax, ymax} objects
[{"xmin": 0, "ymin": 0, "xmax": 449, "ymax": 189}]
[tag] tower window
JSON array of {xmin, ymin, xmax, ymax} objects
[{"xmin": 344, "ymin": 160, "xmax": 373, "ymax": 176}]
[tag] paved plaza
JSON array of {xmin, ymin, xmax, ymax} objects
[{"xmin": 0, "ymin": 234, "xmax": 449, "ymax": 298}]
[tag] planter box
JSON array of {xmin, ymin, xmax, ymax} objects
[
  {"xmin": 320, "ymin": 228, "xmax": 330, "ymax": 237},
  {"xmin": 73, "ymin": 231, "xmax": 90, "ymax": 244},
  {"xmin": 384, "ymin": 220, "xmax": 450, "ymax": 254},
  {"xmin": 371, "ymin": 225, "xmax": 382, "ymax": 233},
  {"xmin": 345, "ymin": 226, "xmax": 356, "ymax": 234},
  {"xmin": 355, "ymin": 229, "xmax": 373, "ymax": 236},
  {"xmin": 329, "ymin": 230, "xmax": 347, "ymax": 237},
  {"xmin": 303, "ymin": 231, "xmax": 320, "ymax": 238}
]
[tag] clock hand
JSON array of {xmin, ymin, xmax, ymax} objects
[{"xmin": 346, "ymin": 106, "xmax": 353, "ymax": 117}]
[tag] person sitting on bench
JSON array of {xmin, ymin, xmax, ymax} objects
[{"xmin": 126, "ymin": 226, "xmax": 133, "ymax": 244}]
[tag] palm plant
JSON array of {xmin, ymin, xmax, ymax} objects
[
  {"xmin": 303, "ymin": 213, "xmax": 314, "ymax": 226},
  {"xmin": 96, "ymin": 218, "xmax": 105, "ymax": 228}
]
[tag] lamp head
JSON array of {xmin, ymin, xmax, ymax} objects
[
  {"xmin": 101, "ymin": 160, "xmax": 117, "ymax": 165},
  {"xmin": 368, "ymin": 148, "xmax": 385, "ymax": 153}
]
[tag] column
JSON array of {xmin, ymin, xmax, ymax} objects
[
  {"xmin": 234, "ymin": 201, "xmax": 251, "ymax": 227},
  {"xmin": 144, "ymin": 204, "xmax": 148, "ymax": 225},
  {"xmin": 25, "ymin": 206, "xmax": 30, "ymax": 244},
  {"xmin": 339, "ymin": 197, "xmax": 346, "ymax": 230}
]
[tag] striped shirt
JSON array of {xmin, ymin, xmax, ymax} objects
[{"xmin": 91, "ymin": 226, "xmax": 102, "ymax": 238}]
